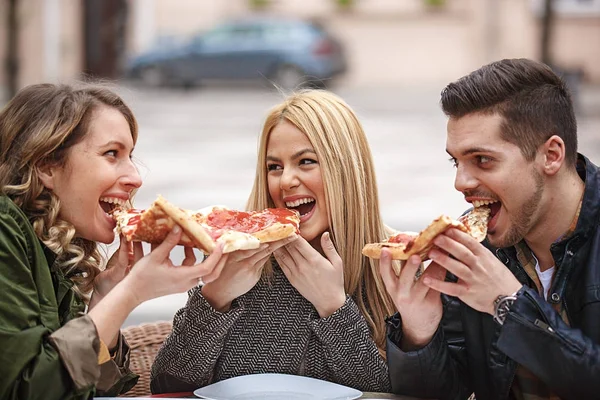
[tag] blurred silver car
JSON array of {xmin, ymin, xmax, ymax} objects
[{"xmin": 125, "ymin": 17, "xmax": 347, "ymax": 89}]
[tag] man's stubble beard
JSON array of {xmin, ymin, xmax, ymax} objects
[{"xmin": 491, "ymin": 169, "xmax": 544, "ymax": 249}]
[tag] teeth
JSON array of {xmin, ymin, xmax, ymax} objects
[
  {"xmin": 472, "ymin": 199, "xmax": 497, "ymax": 208},
  {"xmin": 285, "ymin": 198, "xmax": 315, "ymax": 208},
  {"xmin": 100, "ymin": 197, "xmax": 127, "ymax": 207}
]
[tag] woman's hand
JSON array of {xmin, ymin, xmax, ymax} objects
[
  {"xmin": 201, "ymin": 235, "xmax": 298, "ymax": 312},
  {"xmin": 274, "ymin": 232, "xmax": 346, "ymax": 318},
  {"xmin": 123, "ymin": 225, "xmax": 229, "ymax": 305},
  {"xmin": 89, "ymin": 235, "xmax": 136, "ymax": 310}
]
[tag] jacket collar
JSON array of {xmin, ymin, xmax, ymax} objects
[
  {"xmin": 550, "ymin": 154, "xmax": 599, "ymax": 255},
  {"xmin": 572, "ymin": 153, "xmax": 600, "ymax": 239},
  {"xmin": 42, "ymin": 242, "xmax": 58, "ymax": 270}
]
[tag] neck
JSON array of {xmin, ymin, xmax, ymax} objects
[{"xmin": 525, "ymin": 168, "xmax": 584, "ymax": 272}]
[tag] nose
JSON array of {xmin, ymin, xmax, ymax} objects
[
  {"xmin": 122, "ymin": 159, "xmax": 142, "ymax": 190},
  {"xmin": 280, "ymin": 167, "xmax": 300, "ymax": 190},
  {"xmin": 454, "ymin": 164, "xmax": 478, "ymax": 193}
]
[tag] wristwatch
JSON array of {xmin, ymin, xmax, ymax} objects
[{"xmin": 493, "ymin": 291, "xmax": 518, "ymax": 325}]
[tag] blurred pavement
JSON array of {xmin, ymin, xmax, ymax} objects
[{"xmin": 107, "ymin": 83, "xmax": 599, "ymax": 326}]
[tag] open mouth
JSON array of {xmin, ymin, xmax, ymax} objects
[
  {"xmin": 285, "ymin": 197, "xmax": 316, "ymax": 218},
  {"xmin": 472, "ymin": 199, "xmax": 501, "ymax": 228},
  {"xmin": 100, "ymin": 197, "xmax": 127, "ymax": 217}
]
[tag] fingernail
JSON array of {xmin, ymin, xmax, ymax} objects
[
  {"xmin": 172, "ymin": 225, "xmax": 181, "ymax": 234},
  {"xmin": 324, "ymin": 232, "xmax": 330, "ymax": 241},
  {"xmin": 380, "ymin": 250, "xmax": 389, "ymax": 261}
]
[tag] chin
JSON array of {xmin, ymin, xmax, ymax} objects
[
  {"xmin": 98, "ymin": 236, "xmax": 116, "ymax": 245},
  {"xmin": 85, "ymin": 230, "xmax": 116, "ymax": 245}
]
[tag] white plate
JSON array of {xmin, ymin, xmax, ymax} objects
[{"xmin": 193, "ymin": 373, "xmax": 363, "ymax": 400}]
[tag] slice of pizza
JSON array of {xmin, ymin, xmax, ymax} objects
[
  {"xmin": 193, "ymin": 206, "xmax": 300, "ymax": 245},
  {"xmin": 113, "ymin": 196, "xmax": 300, "ymax": 254},
  {"xmin": 361, "ymin": 231, "xmax": 419, "ymax": 275},
  {"xmin": 112, "ymin": 199, "xmax": 211, "ymax": 251},
  {"xmin": 362, "ymin": 207, "xmax": 491, "ymax": 275}
]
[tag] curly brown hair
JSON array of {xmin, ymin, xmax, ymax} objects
[{"xmin": 0, "ymin": 83, "xmax": 138, "ymax": 297}]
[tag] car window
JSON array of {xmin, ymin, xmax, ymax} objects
[
  {"xmin": 261, "ymin": 24, "xmax": 308, "ymax": 44},
  {"xmin": 202, "ymin": 24, "xmax": 263, "ymax": 46},
  {"xmin": 201, "ymin": 26, "xmax": 234, "ymax": 45}
]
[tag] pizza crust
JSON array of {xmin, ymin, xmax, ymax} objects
[
  {"xmin": 216, "ymin": 230, "xmax": 261, "ymax": 253},
  {"xmin": 155, "ymin": 196, "xmax": 216, "ymax": 253},
  {"xmin": 251, "ymin": 221, "xmax": 298, "ymax": 243},
  {"xmin": 362, "ymin": 242, "xmax": 414, "ymax": 275}
]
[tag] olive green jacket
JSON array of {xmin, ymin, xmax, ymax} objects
[{"xmin": 0, "ymin": 196, "xmax": 138, "ymax": 399}]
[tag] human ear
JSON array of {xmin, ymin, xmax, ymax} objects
[
  {"xmin": 541, "ymin": 135, "xmax": 565, "ymax": 176},
  {"xmin": 36, "ymin": 163, "xmax": 56, "ymax": 190}
]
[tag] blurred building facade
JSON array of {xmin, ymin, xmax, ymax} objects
[{"xmin": 1, "ymin": 0, "xmax": 599, "ymax": 97}]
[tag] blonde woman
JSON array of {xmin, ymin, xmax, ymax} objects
[
  {"xmin": 0, "ymin": 83, "xmax": 226, "ymax": 399},
  {"xmin": 152, "ymin": 90, "xmax": 396, "ymax": 394}
]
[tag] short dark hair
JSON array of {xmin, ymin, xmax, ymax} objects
[{"xmin": 441, "ymin": 58, "xmax": 578, "ymax": 166}]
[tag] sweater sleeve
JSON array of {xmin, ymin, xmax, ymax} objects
[
  {"xmin": 150, "ymin": 286, "xmax": 244, "ymax": 393},
  {"xmin": 307, "ymin": 296, "xmax": 390, "ymax": 392}
]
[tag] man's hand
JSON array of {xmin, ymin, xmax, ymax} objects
[
  {"xmin": 379, "ymin": 250, "xmax": 446, "ymax": 350},
  {"xmin": 425, "ymin": 228, "xmax": 522, "ymax": 315}
]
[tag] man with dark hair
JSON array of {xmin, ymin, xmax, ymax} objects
[{"xmin": 380, "ymin": 58, "xmax": 600, "ymax": 399}]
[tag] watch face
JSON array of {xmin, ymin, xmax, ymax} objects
[{"xmin": 493, "ymin": 295, "xmax": 517, "ymax": 326}]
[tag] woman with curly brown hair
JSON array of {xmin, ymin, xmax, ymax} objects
[{"xmin": 0, "ymin": 83, "xmax": 227, "ymax": 400}]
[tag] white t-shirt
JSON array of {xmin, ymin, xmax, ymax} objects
[{"xmin": 533, "ymin": 255, "xmax": 555, "ymax": 300}]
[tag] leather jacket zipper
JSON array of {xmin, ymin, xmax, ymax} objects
[
  {"xmin": 523, "ymin": 290, "xmax": 552, "ymax": 325},
  {"xmin": 521, "ymin": 291, "xmax": 583, "ymax": 354}
]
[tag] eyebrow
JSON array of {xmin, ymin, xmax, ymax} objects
[
  {"xmin": 101, "ymin": 140, "xmax": 126, "ymax": 149},
  {"xmin": 446, "ymin": 147, "xmax": 496, "ymax": 157},
  {"xmin": 266, "ymin": 148, "xmax": 316, "ymax": 161},
  {"xmin": 101, "ymin": 140, "xmax": 135, "ymax": 153}
]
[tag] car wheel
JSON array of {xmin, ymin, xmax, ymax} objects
[
  {"xmin": 139, "ymin": 66, "xmax": 165, "ymax": 87},
  {"xmin": 273, "ymin": 65, "xmax": 305, "ymax": 91}
]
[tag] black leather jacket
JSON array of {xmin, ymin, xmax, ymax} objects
[{"xmin": 387, "ymin": 154, "xmax": 600, "ymax": 400}]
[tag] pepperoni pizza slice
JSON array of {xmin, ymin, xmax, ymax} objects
[
  {"xmin": 362, "ymin": 207, "xmax": 491, "ymax": 275},
  {"xmin": 113, "ymin": 196, "xmax": 300, "ymax": 254}
]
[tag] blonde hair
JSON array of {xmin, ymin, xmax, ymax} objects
[
  {"xmin": 0, "ymin": 83, "xmax": 138, "ymax": 297},
  {"xmin": 247, "ymin": 89, "xmax": 396, "ymax": 353}
]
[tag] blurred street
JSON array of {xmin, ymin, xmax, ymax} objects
[{"xmin": 120, "ymin": 83, "xmax": 600, "ymax": 326}]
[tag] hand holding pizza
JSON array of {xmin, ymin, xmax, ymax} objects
[
  {"xmin": 201, "ymin": 235, "xmax": 298, "ymax": 312},
  {"xmin": 425, "ymin": 228, "xmax": 522, "ymax": 315},
  {"xmin": 379, "ymin": 250, "xmax": 446, "ymax": 350},
  {"xmin": 274, "ymin": 232, "xmax": 346, "ymax": 318},
  {"xmin": 92, "ymin": 235, "xmax": 135, "ymax": 302},
  {"xmin": 123, "ymin": 225, "xmax": 229, "ymax": 305}
]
